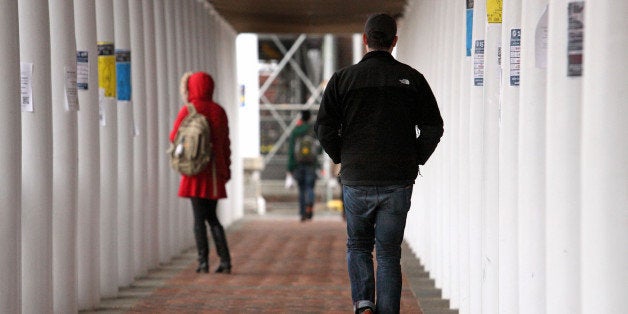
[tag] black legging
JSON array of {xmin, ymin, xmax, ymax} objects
[{"xmin": 191, "ymin": 197, "xmax": 222, "ymax": 231}]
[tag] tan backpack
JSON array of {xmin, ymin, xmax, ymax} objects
[{"xmin": 168, "ymin": 103, "xmax": 212, "ymax": 176}]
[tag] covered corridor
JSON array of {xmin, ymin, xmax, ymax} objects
[{"xmin": 0, "ymin": 0, "xmax": 626, "ymax": 313}]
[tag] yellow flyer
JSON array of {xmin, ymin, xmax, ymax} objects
[
  {"xmin": 97, "ymin": 42, "xmax": 116, "ymax": 98},
  {"xmin": 487, "ymin": 0, "xmax": 503, "ymax": 23}
]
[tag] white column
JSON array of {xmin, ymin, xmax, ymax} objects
[
  {"xmin": 469, "ymin": 1, "xmax": 486, "ymax": 312},
  {"xmin": 457, "ymin": 3, "xmax": 473, "ymax": 312},
  {"xmin": 518, "ymin": 1, "xmax": 548, "ymax": 313},
  {"xmin": 154, "ymin": 0, "xmax": 171, "ymax": 264},
  {"xmin": 113, "ymin": 0, "xmax": 134, "ymax": 288},
  {"xmin": 581, "ymin": 1, "xmax": 628, "ymax": 313},
  {"xmin": 129, "ymin": 0, "xmax": 147, "ymax": 278},
  {"xmin": 0, "ymin": 0, "xmax": 21, "ymax": 312},
  {"xmin": 173, "ymin": 0, "xmax": 188, "ymax": 253},
  {"xmin": 236, "ymin": 32, "xmax": 261, "ymax": 183},
  {"xmin": 546, "ymin": 1, "xmax": 583, "ymax": 313},
  {"xmin": 164, "ymin": 0, "xmax": 179, "ymax": 258},
  {"xmin": 191, "ymin": 1, "xmax": 201, "ymax": 70},
  {"xmin": 498, "ymin": 1, "xmax": 522, "ymax": 313},
  {"xmin": 95, "ymin": 0, "xmax": 119, "ymax": 298},
  {"xmin": 482, "ymin": 1, "xmax": 502, "ymax": 312},
  {"xmin": 182, "ymin": 0, "xmax": 194, "ymax": 248},
  {"xmin": 74, "ymin": 0, "xmax": 100, "ymax": 309},
  {"xmin": 448, "ymin": 1, "xmax": 464, "ymax": 309},
  {"xmin": 50, "ymin": 0, "xmax": 79, "ymax": 312},
  {"xmin": 437, "ymin": 1, "xmax": 452, "ymax": 300},
  {"xmin": 142, "ymin": 0, "xmax": 160, "ymax": 269},
  {"xmin": 352, "ymin": 34, "xmax": 363, "ymax": 64},
  {"xmin": 236, "ymin": 34, "xmax": 261, "ymax": 155},
  {"xmin": 18, "ymin": 0, "xmax": 54, "ymax": 312},
  {"xmin": 183, "ymin": 0, "xmax": 193, "ymax": 72}
]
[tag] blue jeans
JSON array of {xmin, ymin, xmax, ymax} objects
[
  {"xmin": 294, "ymin": 164, "xmax": 317, "ymax": 218},
  {"xmin": 343, "ymin": 184, "xmax": 413, "ymax": 314}
]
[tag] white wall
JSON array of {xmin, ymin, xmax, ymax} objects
[
  {"xmin": 398, "ymin": 1, "xmax": 627, "ymax": 313},
  {"xmin": 7, "ymin": 0, "xmax": 242, "ymax": 311}
]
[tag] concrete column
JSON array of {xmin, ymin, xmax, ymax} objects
[
  {"xmin": 142, "ymin": 0, "xmax": 160, "ymax": 269},
  {"xmin": 113, "ymin": 0, "xmax": 135, "ymax": 288},
  {"xmin": 436, "ymin": 2, "xmax": 451, "ymax": 299},
  {"xmin": 237, "ymin": 34, "xmax": 264, "ymax": 215},
  {"xmin": 456, "ymin": 2, "xmax": 473, "ymax": 312},
  {"xmin": 128, "ymin": 0, "xmax": 148, "ymax": 278},
  {"xmin": 183, "ymin": 0, "xmax": 193, "ymax": 72},
  {"xmin": 581, "ymin": 1, "xmax": 628, "ymax": 313},
  {"xmin": 165, "ymin": 0, "xmax": 179, "ymax": 258},
  {"xmin": 74, "ymin": 0, "xmax": 101, "ymax": 309},
  {"xmin": 469, "ymin": 1, "xmax": 486, "ymax": 312},
  {"xmin": 95, "ymin": 0, "xmax": 119, "ymax": 298},
  {"xmin": 545, "ymin": 1, "xmax": 584, "ymax": 313},
  {"xmin": 498, "ymin": 0, "xmax": 522, "ymax": 313},
  {"xmin": 179, "ymin": 0, "xmax": 195, "ymax": 245},
  {"xmin": 322, "ymin": 33, "xmax": 337, "ymax": 206},
  {"xmin": 192, "ymin": 1, "xmax": 201, "ymax": 70},
  {"xmin": 518, "ymin": 1, "xmax": 548, "ymax": 313},
  {"xmin": 154, "ymin": 0, "xmax": 171, "ymax": 264},
  {"xmin": 0, "ymin": 0, "xmax": 21, "ymax": 312},
  {"xmin": 49, "ymin": 0, "xmax": 79, "ymax": 312},
  {"xmin": 352, "ymin": 34, "xmax": 363, "ymax": 64},
  {"xmin": 18, "ymin": 0, "xmax": 54, "ymax": 312},
  {"xmin": 173, "ymin": 0, "xmax": 188, "ymax": 253},
  {"xmin": 447, "ymin": 1, "xmax": 464, "ymax": 308},
  {"xmin": 226, "ymin": 25, "xmax": 244, "ymax": 225},
  {"xmin": 482, "ymin": 1, "xmax": 502, "ymax": 312}
]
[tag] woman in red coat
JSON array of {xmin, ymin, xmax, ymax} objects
[{"xmin": 170, "ymin": 71, "xmax": 232, "ymax": 274}]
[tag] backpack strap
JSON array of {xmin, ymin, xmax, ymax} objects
[{"xmin": 185, "ymin": 103, "xmax": 197, "ymax": 115}]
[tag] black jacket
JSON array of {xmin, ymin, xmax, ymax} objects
[{"xmin": 315, "ymin": 51, "xmax": 444, "ymax": 185}]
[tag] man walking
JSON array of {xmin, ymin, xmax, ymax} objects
[{"xmin": 315, "ymin": 13, "xmax": 444, "ymax": 313}]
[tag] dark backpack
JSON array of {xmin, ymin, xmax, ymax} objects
[
  {"xmin": 294, "ymin": 128, "xmax": 319, "ymax": 164},
  {"xmin": 168, "ymin": 103, "xmax": 212, "ymax": 176}
]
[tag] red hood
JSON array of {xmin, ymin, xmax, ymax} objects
[{"xmin": 187, "ymin": 72, "xmax": 215, "ymax": 102}]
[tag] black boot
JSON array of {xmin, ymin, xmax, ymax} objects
[
  {"xmin": 210, "ymin": 225, "xmax": 232, "ymax": 274},
  {"xmin": 194, "ymin": 229, "xmax": 209, "ymax": 273}
]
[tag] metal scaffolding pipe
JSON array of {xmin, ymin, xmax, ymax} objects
[
  {"xmin": 74, "ymin": 0, "xmax": 101, "ymax": 309},
  {"xmin": 95, "ymin": 0, "xmax": 119, "ymax": 298},
  {"xmin": 0, "ymin": 0, "xmax": 21, "ymax": 311}
]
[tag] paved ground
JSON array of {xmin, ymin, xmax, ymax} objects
[{"xmin": 84, "ymin": 204, "xmax": 455, "ymax": 314}]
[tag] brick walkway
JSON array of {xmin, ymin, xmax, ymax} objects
[{"xmin": 127, "ymin": 216, "xmax": 423, "ymax": 313}]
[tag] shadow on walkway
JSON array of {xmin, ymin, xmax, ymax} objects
[{"xmin": 83, "ymin": 209, "xmax": 455, "ymax": 313}]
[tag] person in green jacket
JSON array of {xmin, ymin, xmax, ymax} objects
[{"xmin": 287, "ymin": 110, "xmax": 320, "ymax": 221}]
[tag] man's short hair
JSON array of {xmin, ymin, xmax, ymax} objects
[
  {"xmin": 301, "ymin": 110, "xmax": 311, "ymax": 122},
  {"xmin": 364, "ymin": 13, "xmax": 397, "ymax": 50}
]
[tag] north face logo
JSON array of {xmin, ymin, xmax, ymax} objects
[{"xmin": 399, "ymin": 79, "xmax": 410, "ymax": 85}]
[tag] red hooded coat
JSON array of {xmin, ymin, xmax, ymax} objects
[{"xmin": 169, "ymin": 72, "xmax": 231, "ymax": 199}]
